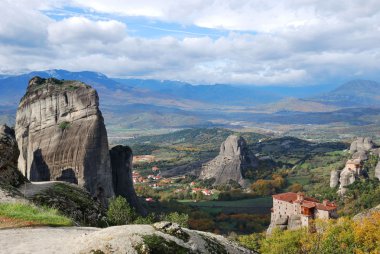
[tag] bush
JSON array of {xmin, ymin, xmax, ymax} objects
[
  {"xmin": 133, "ymin": 214, "xmax": 155, "ymax": 224},
  {"xmin": 59, "ymin": 121, "xmax": 70, "ymax": 130},
  {"xmin": 107, "ymin": 196, "xmax": 137, "ymax": 225},
  {"xmin": 237, "ymin": 233, "xmax": 263, "ymax": 252},
  {"xmin": 163, "ymin": 212, "xmax": 189, "ymax": 227}
]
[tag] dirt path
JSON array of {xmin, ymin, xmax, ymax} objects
[{"xmin": 0, "ymin": 227, "xmax": 99, "ymax": 254}]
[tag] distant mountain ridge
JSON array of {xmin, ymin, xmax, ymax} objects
[
  {"xmin": 1, "ymin": 70, "xmax": 380, "ymax": 131},
  {"xmin": 312, "ymin": 80, "xmax": 380, "ymax": 107}
]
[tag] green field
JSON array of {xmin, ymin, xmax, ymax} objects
[{"xmin": 179, "ymin": 197, "xmax": 272, "ymax": 214}]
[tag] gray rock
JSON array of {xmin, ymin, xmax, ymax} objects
[
  {"xmin": 15, "ymin": 77, "xmax": 114, "ymax": 203},
  {"xmin": 350, "ymin": 137, "xmax": 375, "ymax": 153},
  {"xmin": 375, "ymin": 161, "xmax": 380, "ymax": 181},
  {"xmin": 352, "ymin": 151, "xmax": 368, "ymax": 161},
  {"xmin": 330, "ymin": 169, "xmax": 341, "ymax": 188},
  {"xmin": 0, "ymin": 225, "xmax": 254, "ymax": 254},
  {"xmin": 337, "ymin": 167, "xmax": 356, "ymax": 195},
  {"xmin": 0, "ymin": 124, "xmax": 27, "ymax": 187},
  {"xmin": 288, "ymin": 215, "xmax": 302, "ymax": 230},
  {"xmin": 199, "ymin": 135, "xmax": 258, "ymax": 187},
  {"xmin": 110, "ymin": 145, "xmax": 146, "ymax": 215},
  {"xmin": 353, "ymin": 204, "xmax": 380, "ymax": 221}
]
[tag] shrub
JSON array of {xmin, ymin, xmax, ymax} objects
[
  {"xmin": 107, "ymin": 196, "xmax": 137, "ymax": 225},
  {"xmin": 59, "ymin": 121, "xmax": 70, "ymax": 130},
  {"xmin": 163, "ymin": 212, "xmax": 189, "ymax": 227}
]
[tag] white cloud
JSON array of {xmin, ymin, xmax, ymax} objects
[
  {"xmin": 48, "ymin": 17, "xmax": 127, "ymax": 44},
  {"xmin": 1, "ymin": 0, "xmax": 380, "ymax": 85}
]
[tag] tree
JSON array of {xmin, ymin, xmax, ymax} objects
[{"xmin": 107, "ymin": 196, "xmax": 137, "ymax": 225}]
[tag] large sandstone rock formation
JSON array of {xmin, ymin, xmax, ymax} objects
[
  {"xmin": 199, "ymin": 135, "xmax": 258, "ymax": 187},
  {"xmin": 15, "ymin": 77, "xmax": 114, "ymax": 202},
  {"xmin": 0, "ymin": 124, "xmax": 27, "ymax": 187},
  {"xmin": 331, "ymin": 137, "xmax": 380, "ymax": 195},
  {"xmin": 110, "ymin": 145, "xmax": 145, "ymax": 215},
  {"xmin": 350, "ymin": 137, "xmax": 374, "ymax": 153}
]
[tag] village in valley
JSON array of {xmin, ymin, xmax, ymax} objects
[{"xmin": 132, "ymin": 157, "xmax": 216, "ymax": 203}]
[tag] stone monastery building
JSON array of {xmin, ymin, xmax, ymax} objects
[{"xmin": 268, "ymin": 192, "xmax": 337, "ymax": 233}]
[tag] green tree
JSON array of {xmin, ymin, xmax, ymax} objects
[
  {"xmin": 163, "ymin": 212, "xmax": 189, "ymax": 227},
  {"xmin": 107, "ymin": 196, "xmax": 137, "ymax": 225}
]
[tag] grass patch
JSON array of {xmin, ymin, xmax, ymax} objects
[
  {"xmin": 0, "ymin": 203, "xmax": 72, "ymax": 227},
  {"xmin": 32, "ymin": 183, "xmax": 104, "ymax": 227}
]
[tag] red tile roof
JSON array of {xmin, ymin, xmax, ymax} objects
[
  {"xmin": 273, "ymin": 192, "xmax": 298, "ymax": 202},
  {"xmin": 273, "ymin": 192, "xmax": 337, "ymax": 211}
]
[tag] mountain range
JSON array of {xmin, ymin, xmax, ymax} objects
[{"xmin": 1, "ymin": 69, "xmax": 380, "ymax": 135}]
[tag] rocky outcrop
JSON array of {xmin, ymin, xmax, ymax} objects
[
  {"xmin": 0, "ymin": 224, "xmax": 253, "ymax": 254},
  {"xmin": 330, "ymin": 169, "xmax": 340, "ymax": 188},
  {"xmin": 331, "ymin": 137, "xmax": 379, "ymax": 195},
  {"xmin": 350, "ymin": 137, "xmax": 374, "ymax": 153},
  {"xmin": 110, "ymin": 145, "xmax": 146, "ymax": 215},
  {"xmin": 267, "ymin": 215, "xmax": 302, "ymax": 234},
  {"xmin": 353, "ymin": 204, "xmax": 380, "ymax": 221},
  {"xmin": 352, "ymin": 150, "xmax": 368, "ymax": 161},
  {"xmin": 15, "ymin": 77, "xmax": 114, "ymax": 203},
  {"xmin": 199, "ymin": 135, "xmax": 258, "ymax": 187},
  {"xmin": 375, "ymin": 161, "xmax": 380, "ymax": 181},
  {"xmin": 0, "ymin": 124, "xmax": 27, "ymax": 187}
]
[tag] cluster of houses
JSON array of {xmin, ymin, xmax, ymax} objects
[
  {"xmin": 132, "ymin": 166, "xmax": 162, "ymax": 184},
  {"xmin": 189, "ymin": 182, "xmax": 214, "ymax": 196}
]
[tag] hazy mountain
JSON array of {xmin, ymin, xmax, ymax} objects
[
  {"xmin": 312, "ymin": 80, "xmax": 380, "ymax": 107},
  {"xmin": 2, "ymin": 70, "xmax": 380, "ymax": 131}
]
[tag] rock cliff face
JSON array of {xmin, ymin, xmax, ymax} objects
[
  {"xmin": 199, "ymin": 135, "xmax": 258, "ymax": 187},
  {"xmin": 110, "ymin": 145, "xmax": 146, "ymax": 215},
  {"xmin": 330, "ymin": 169, "xmax": 340, "ymax": 188},
  {"xmin": 15, "ymin": 77, "xmax": 114, "ymax": 202},
  {"xmin": 330, "ymin": 137, "xmax": 380, "ymax": 195},
  {"xmin": 375, "ymin": 161, "xmax": 380, "ymax": 181},
  {"xmin": 0, "ymin": 124, "xmax": 27, "ymax": 187},
  {"xmin": 350, "ymin": 137, "xmax": 374, "ymax": 153}
]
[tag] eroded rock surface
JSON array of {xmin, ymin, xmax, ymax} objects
[
  {"xmin": 199, "ymin": 135, "xmax": 258, "ymax": 187},
  {"xmin": 0, "ymin": 224, "xmax": 253, "ymax": 254},
  {"xmin": 330, "ymin": 169, "xmax": 340, "ymax": 188},
  {"xmin": 375, "ymin": 161, "xmax": 380, "ymax": 181},
  {"xmin": 0, "ymin": 124, "xmax": 27, "ymax": 187},
  {"xmin": 350, "ymin": 137, "xmax": 375, "ymax": 153},
  {"xmin": 110, "ymin": 145, "xmax": 146, "ymax": 215},
  {"xmin": 15, "ymin": 77, "xmax": 114, "ymax": 202}
]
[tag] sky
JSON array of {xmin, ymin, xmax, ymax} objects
[{"xmin": 0, "ymin": 0, "xmax": 380, "ymax": 86}]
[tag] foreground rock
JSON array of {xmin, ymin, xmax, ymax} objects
[
  {"xmin": 0, "ymin": 224, "xmax": 252, "ymax": 254},
  {"xmin": 199, "ymin": 135, "xmax": 258, "ymax": 187},
  {"xmin": 15, "ymin": 77, "xmax": 114, "ymax": 203},
  {"xmin": 110, "ymin": 145, "xmax": 146, "ymax": 215},
  {"xmin": 0, "ymin": 124, "xmax": 27, "ymax": 187}
]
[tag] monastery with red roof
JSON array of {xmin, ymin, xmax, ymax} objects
[{"xmin": 268, "ymin": 192, "xmax": 337, "ymax": 233}]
